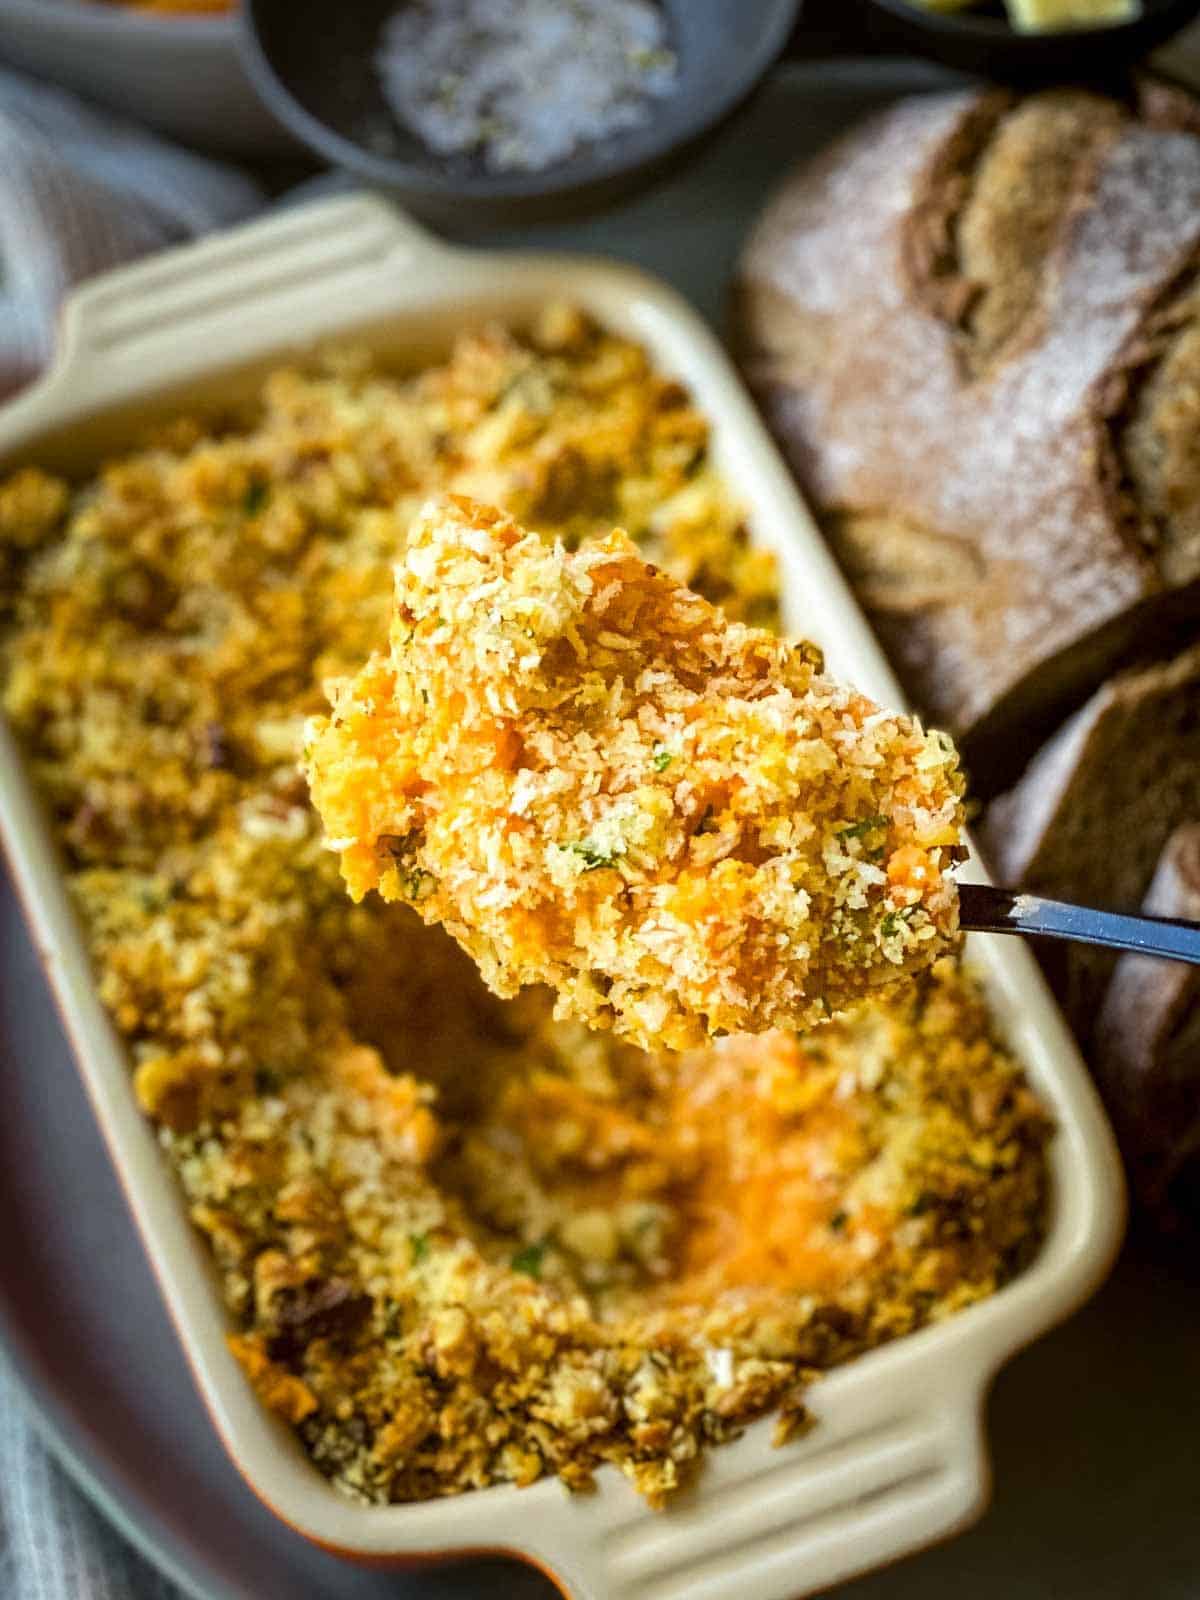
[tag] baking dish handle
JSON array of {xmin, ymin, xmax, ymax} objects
[
  {"xmin": 42, "ymin": 195, "xmax": 452, "ymax": 411},
  {"xmin": 519, "ymin": 1348, "xmax": 993, "ymax": 1600}
]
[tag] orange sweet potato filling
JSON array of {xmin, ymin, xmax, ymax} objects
[{"xmin": 305, "ymin": 497, "xmax": 968, "ymax": 1049}]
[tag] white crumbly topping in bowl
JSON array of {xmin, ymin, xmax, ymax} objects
[{"xmin": 376, "ymin": 0, "xmax": 677, "ymax": 174}]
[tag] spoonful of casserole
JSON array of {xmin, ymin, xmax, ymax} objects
[{"xmin": 303, "ymin": 496, "xmax": 967, "ymax": 1050}]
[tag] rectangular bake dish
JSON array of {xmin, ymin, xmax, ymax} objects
[{"xmin": 0, "ymin": 193, "xmax": 1124, "ymax": 1600}]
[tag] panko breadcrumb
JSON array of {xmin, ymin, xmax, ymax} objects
[
  {"xmin": 305, "ymin": 497, "xmax": 966, "ymax": 1048},
  {"xmin": 0, "ymin": 308, "xmax": 1049, "ymax": 1509}
]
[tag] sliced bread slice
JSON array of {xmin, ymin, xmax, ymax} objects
[
  {"xmin": 983, "ymin": 639, "xmax": 1200, "ymax": 910},
  {"xmin": 1094, "ymin": 823, "xmax": 1200, "ymax": 1219},
  {"xmin": 981, "ymin": 638, "xmax": 1200, "ymax": 1036}
]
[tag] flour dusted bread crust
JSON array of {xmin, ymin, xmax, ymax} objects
[{"xmin": 735, "ymin": 84, "xmax": 1200, "ymax": 792}]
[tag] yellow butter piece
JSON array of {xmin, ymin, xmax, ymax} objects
[{"xmin": 1006, "ymin": 0, "xmax": 1140, "ymax": 29}]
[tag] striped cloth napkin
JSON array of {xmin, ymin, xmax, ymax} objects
[
  {"xmin": 0, "ymin": 64, "xmax": 265, "ymax": 1599},
  {"xmin": 0, "ymin": 1359, "xmax": 180, "ymax": 1600},
  {"xmin": 0, "ymin": 64, "xmax": 262, "ymax": 399}
]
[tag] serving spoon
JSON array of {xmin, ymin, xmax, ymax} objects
[{"xmin": 959, "ymin": 882, "xmax": 1200, "ymax": 964}]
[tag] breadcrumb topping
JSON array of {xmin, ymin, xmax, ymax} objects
[
  {"xmin": 305, "ymin": 497, "xmax": 966, "ymax": 1048},
  {"xmin": 0, "ymin": 309, "xmax": 1048, "ymax": 1508}
]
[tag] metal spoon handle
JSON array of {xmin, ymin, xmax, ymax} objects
[{"xmin": 958, "ymin": 882, "xmax": 1200, "ymax": 965}]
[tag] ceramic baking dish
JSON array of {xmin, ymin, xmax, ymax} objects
[{"xmin": 0, "ymin": 193, "xmax": 1124, "ymax": 1600}]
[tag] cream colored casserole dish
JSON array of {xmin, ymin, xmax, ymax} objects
[{"xmin": 0, "ymin": 194, "xmax": 1124, "ymax": 1600}]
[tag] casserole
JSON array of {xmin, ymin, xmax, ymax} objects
[{"xmin": 0, "ymin": 193, "xmax": 1124, "ymax": 1600}]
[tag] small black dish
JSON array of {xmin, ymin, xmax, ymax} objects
[
  {"xmin": 861, "ymin": 0, "xmax": 1200, "ymax": 79},
  {"xmin": 239, "ymin": 0, "xmax": 800, "ymax": 224}
]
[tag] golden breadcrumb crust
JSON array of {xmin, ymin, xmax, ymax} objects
[{"xmin": 306, "ymin": 497, "xmax": 965, "ymax": 1048}]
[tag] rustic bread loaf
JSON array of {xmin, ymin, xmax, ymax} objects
[
  {"xmin": 735, "ymin": 83, "xmax": 1200, "ymax": 794},
  {"xmin": 1094, "ymin": 823, "xmax": 1200, "ymax": 1219}
]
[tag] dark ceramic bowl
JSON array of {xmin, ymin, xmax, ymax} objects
[
  {"xmin": 861, "ymin": 0, "xmax": 1200, "ymax": 80},
  {"xmin": 239, "ymin": 0, "xmax": 800, "ymax": 222}
]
